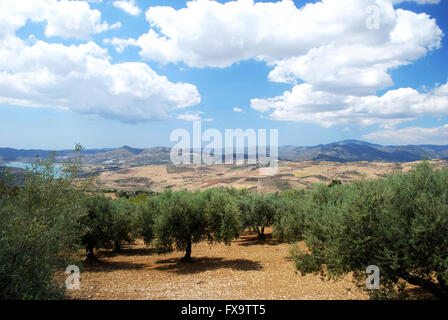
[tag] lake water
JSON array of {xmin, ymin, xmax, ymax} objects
[
  {"xmin": 1, "ymin": 162, "xmax": 64, "ymax": 177},
  {"xmin": 2, "ymin": 162, "xmax": 32, "ymax": 170}
]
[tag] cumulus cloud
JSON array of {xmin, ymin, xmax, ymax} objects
[
  {"xmin": 177, "ymin": 111, "xmax": 213, "ymax": 122},
  {"xmin": 233, "ymin": 107, "xmax": 244, "ymax": 113},
  {"xmin": 0, "ymin": 0, "xmax": 201, "ymax": 122},
  {"xmin": 393, "ymin": 0, "xmax": 440, "ymax": 4},
  {"xmin": 251, "ymin": 82, "xmax": 448, "ymax": 127},
  {"xmin": 0, "ymin": 0, "xmax": 121, "ymax": 40},
  {"xmin": 362, "ymin": 124, "xmax": 448, "ymax": 145},
  {"xmin": 120, "ymin": 0, "xmax": 441, "ymax": 70},
  {"xmin": 103, "ymin": 37, "xmax": 137, "ymax": 53},
  {"xmin": 112, "ymin": 0, "xmax": 141, "ymax": 16},
  {"xmin": 107, "ymin": 0, "xmax": 444, "ymax": 127},
  {"xmin": 2, "ymin": 0, "xmax": 445, "ymax": 127}
]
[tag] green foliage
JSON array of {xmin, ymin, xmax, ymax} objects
[
  {"xmin": 0, "ymin": 152, "xmax": 87, "ymax": 300},
  {"xmin": 152, "ymin": 191, "xmax": 208, "ymax": 260},
  {"xmin": 272, "ymin": 196, "xmax": 306, "ymax": 243},
  {"xmin": 110, "ymin": 199, "xmax": 138, "ymax": 251},
  {"xmin": 328, "ymin": 179, "xmax": 342, "ymax": 187},
  {"xmin": 137, "ymin": 195, "xmax": 161, "ymax": 245},
  {"xmin": 280, "ymin": 189, "xmax": 305, "ymax": 200},
  {"xmin": 202, "ymin": 189, "xmax": 241, "ymax": 245},
  {"xmin": 291, "ymin": 162, "xmax": 448, "ymax": 299},
  {"xmin": 81, "ymin": 195, "xmax": 137, "ymax": 259},
  {"xmin": 81, "ymin": 195, "xmax": 114, "ymax": 260},
  {"xmin": 142, "ymin": 189, "xmax": 242, "ymax": 260},
  {"xmin": 236, "ymin": 192, "xmax": 278, "ymax": 240}
]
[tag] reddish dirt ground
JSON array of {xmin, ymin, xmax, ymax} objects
[{"xmin": 66, "ymin": 232, "xmax": 371, "ymax": 300}]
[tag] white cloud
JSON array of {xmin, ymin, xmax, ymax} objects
[
  {"xmin": 177, "ymin": 111, "xmax": 213, "ymax": 122},
  {"xmin": 112, "ymin": 0, "xmax": 141, "ymax": 16},
  {"xmin": 1, "ymin": 0, "xmax": 445, "ymax": 127},
  {"xmin": 362, "ymin": 124, "xmax": 448, "ymax": 145},
  {"xmin": 251, "ymin": 82, "xmax": 448, "ymax": 127},
  {"xmin": 0, "ymin": 0, "xmax": 201, "ymax": 122},
  {"xmin": 122, "ymin": 0, "xmax": 441, "ymax": 70},
  {"xmin": 233, "ymin": 107, "xmax": 244, "ymax": 113},
  {"xmin": 0, "ymin": 0, "xmax": 121, "ymax": 40},
  {"xmin": 393, "ymin": 0, "xmax": 440, "ymax": 4},
  {"xmin": 103, "ymin": 37, "xmax": 137, "ymax": 53},
  {"xmin": 45, "ymin": 0, "xmax": 121, "ymax": 39},
  {"xmin": 108, "ymin": 0, "xmax": 444, "ymax": 127}
]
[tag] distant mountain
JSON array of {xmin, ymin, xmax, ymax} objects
[
  {"xmin": 80, "ymin": 146, "xmax": 144, "ymax": 165},
  {"xmin": 1, "ymin": 140, "xmax": 448, "ymax": 166},
  {"xmin": 278, "ymin": 140, "xmax": 448, "ymax": 162},
  {"xmin": 131, "ymin": 147, "xmax": 172, "ymax": 165},
  {"xmin": 119, "ymin": 146, "xmax": 145, "ymax": 155},
  {"xmin": 0, "ymin": 147, "xmax": 114, "ymax": 163}
]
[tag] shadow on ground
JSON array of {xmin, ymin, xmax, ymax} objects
[
  {"xmin": 83, "ymin": 260, "xmax": 148, "ymax": 273},
  {"xmin": 405, "ymin": 287, "xmax": 437, "ymax": 300},
  {"xmin": 97, "ymin": 247, "xmax": 157, "ymax": 258},
  {"xmin": 236, "ymin": 234, "xmax": 281, "ymax": 247},
  {"xmin": 153, "ymin": 257, "xmax": 263, "ymax": 274}
]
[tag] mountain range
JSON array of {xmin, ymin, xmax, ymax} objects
[{"xmin": 1, "ymin": 140, "xmax": 448, "ymax": 166}]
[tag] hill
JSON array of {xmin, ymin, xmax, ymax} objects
[
  {"xmin": 1, "ymin": 140, "xmax": 448, "ymax": 166},
  {"xmin": 278, "ymin": 140, "xmax": 448, "ymax": 162}
]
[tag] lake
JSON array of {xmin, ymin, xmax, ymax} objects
[
  {"xmin": 1, "ymin": 162, "xmax": 64, "ymax": 177},
  {"xmin": 2, "ymin": 162, "xmax": 32, "ymax": 170}
]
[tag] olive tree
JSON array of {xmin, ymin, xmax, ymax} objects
[
  {"xmin": 272, "ymin": 195, "xmax": 307, "ymax": 243},
  {"xmin": 0, "ymin": 149, "xmax": 87, "ymax": 299},
  {"xmin": 137, "ymin": 195, "xmax": 161, "ymax": 246},
  {"xmin": 110, "ymin": 198, "xmax": 138, "ymax": 252},
  {"xmin": 292, "ymin": 162, "xmax": 448, "ymax": 299},
  {"xmin": 238, "ymin": 193, "xmax": 277, "ymax": 240},
  {"xmin": 151, "ymin": 190, "xmax": 241, "ymax": 262}
]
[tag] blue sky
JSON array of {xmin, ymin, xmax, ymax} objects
[{"xmin": 0, "ymin": 0, "xmax": 447, "ymax": 150}]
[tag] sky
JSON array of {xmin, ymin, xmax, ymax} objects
[{"xmin": 0, "ymin": 0, "xmax": 447, "ymax": 150}]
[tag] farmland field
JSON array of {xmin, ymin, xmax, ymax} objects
[{"xmin": 91, "ymin": 159, "xmax": 448, "ymax": 194}]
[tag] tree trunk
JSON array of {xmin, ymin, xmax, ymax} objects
[
  {"xmin": 257, "ymin": 226, "xmax": 265, "ymax": 240},
  {"xmin": 181, "ymin": 237, "xmax": 193, "ymax": 263},
  {"xmin": 114, "ymin": 240, "xmax": 121, "ymax": 252},
  {"xmin": 437, "ymin": 275, "xmax": 448, "ymax": 298},
  {"xmin": 85, "ymin": 244, "xmax": 95, "ymax": 262}
]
